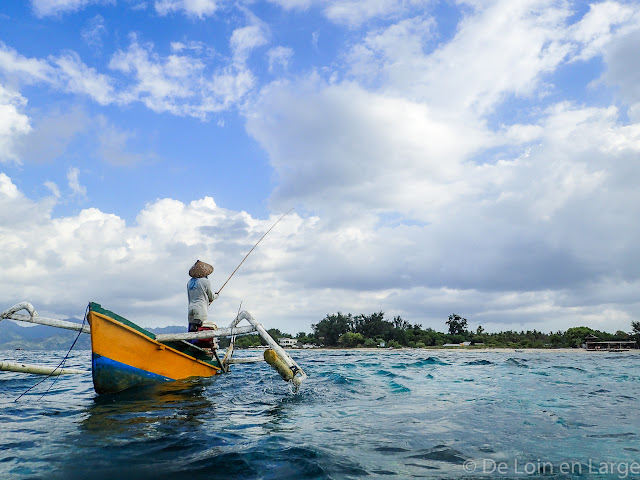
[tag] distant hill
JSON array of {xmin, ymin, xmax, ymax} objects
[{"xmin": 0, "ymin": 319, "xmax": 185, "ymax": 350}]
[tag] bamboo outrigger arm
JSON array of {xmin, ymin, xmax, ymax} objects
[
  {"xmin": 0, "ymin": 302, "xmax": 90, "ymax": 334},
  {"xmin": 0, "ymin": 360, "xmax": 87, "ymax": 375},
  {"xmin": 230, "ymin": 311, "xmax": 308, "ymax": 386},
  {"xmin": 160, "ymin": 311, "xmax": 308, "ymax": 386},
  {"xmin": 155, "ymin": 325, "xmax": 256, "ymax": 341}
]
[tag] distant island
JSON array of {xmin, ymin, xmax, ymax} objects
[
  {"xmin": 2, "ymin": 312, "xmax": 638, "ymax": 351},
  {"xmin": 0, "ymin": 319, "xmax": 183, "ymax": 351}
]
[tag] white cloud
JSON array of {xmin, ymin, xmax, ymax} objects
[
  {"xmin": 2, "ymin": 167, "xmax": 639, "ymax": 334},
  {"xmin": 569, "ymin": 1, "xmax": 638, "ymax": 62},
  {"xmin": 323, "ymin": 0, "xmax": 431, "ymax": 27},
  {"xmin": 44, "ymin": 180, "xmax": 61, "ymax": 198},
  {"xmin": 109, "ymin": 36, "xmax": 205, "ymax": 113},
  {"xmin": 247, "ymin": 77, "xmax": 488, "ymax": 222},
  {"xmin": 67, "ymin": 167, "xmax": 87, "ymax": 198},
  {"xmin": 242, "ymin": 10, "xmax": 640, "ymax": 334},
  {"xmin": 81, "ymin": 14, "xmax": 108, "ymax": 50},
  {"xmin": 154, "ymin": 0, "xmax": 221, "ymax": 18},
  {"xmin": 0, "ymin": 42, "xmax": 55, "ymax": 85},
  {"xmin": 0, "ymin": 180, "xmax": 321, "ymax": 329},
  {"xmin": 0, "ymin": 38, "xmax": 255, "ymax": 120},
  {"xmin": 267, "ymin": 46, "xmax": 294, "ymax": 73},
  {"xmin": 170, "ymin": 40, "xmax": 215, "ymax": 56},
  {"xmin": 52, "ymin": 52, "xmax": 115, "ymax": 105},
  {"xmin": 230, "ymin": 25, "xmax": 269, "ymax": 64},
  {"xmin": 0, "ymin": 43, "xmax": 115, "ymax": 106},
  {"xmin": 0, "ymin": 172, "xmax": 21, "ymax": 199},
  {"xmin": 5, "ymin": 0, "xmax": 640, "ymax": 337},
  {"xmin": 0, "ymin": 85, "xmax": 32, "ymax": 164},
  {"xmin": 266, "ymin": 0, "xmax": 311, "ymax": 10},
  {"xmin": 360, "ymin": 1, "xmax": 571, "ymax": 116},
  {"xmin": 0, "ymin": 173, "xmax": 56, "ymax": 229},
  {"xmin": 109, "ymin": 35, "xmax": 255, "ymax": 117},
  {"xmin": 205, "ymin": 66, "xmax": 255, "ymax": 111},
  {"xmin": 31, "ymin": 0, "xmax": 114, "ymax": 17},
  {"xmin": 340, "ymin": 1, "xmax": 639, "ymax": 121},
  {"xmin": 601, "ymin": 28, "xmax": 640, "ymax": 107}
]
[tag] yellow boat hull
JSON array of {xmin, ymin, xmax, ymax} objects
[{"xmin": 88, "ymin": 303, "xmax": 221, "ymax": 394}]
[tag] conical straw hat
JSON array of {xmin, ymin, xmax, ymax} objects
[{"xmin": 189, "ymin": 260, "xmax": 214, "ymax": 278}]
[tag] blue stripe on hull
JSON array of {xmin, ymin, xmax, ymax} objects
[{"xmin": 92, "ymin": 353, "xmax": 173, "ymax": 394}]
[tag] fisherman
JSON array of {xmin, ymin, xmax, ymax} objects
[{"xmin": 187, "ymin": 260, "xmax": 218, "ymax": 333}]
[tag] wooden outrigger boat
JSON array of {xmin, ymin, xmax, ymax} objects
[{"xmin": 1, "ymin": 302, "xmax": 307, "ymax": 394}]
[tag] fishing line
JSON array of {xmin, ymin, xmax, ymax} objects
[
  {"xmin": 233, "ymin": 301, "xmax": 243, "ymax": 343},
  {"xmin": 14, "ymin": 304, "xmax": 89, "ymax": 402},
  {"xmin": 216, "ymin": 208, "xmax": 294, "ymax": 295}
]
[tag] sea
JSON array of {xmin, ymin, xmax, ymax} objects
[{"xmin": 1, "ymin": 349, "xmax": 639, "ymax": 480}]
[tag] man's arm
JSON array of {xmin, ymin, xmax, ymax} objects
[{"xmin": 204, "ymin": 279, "xmax": 217, "ymax": 304}]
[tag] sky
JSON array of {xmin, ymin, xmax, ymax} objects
[{"xmin": 1, "ymin": 0, "xmax": 640, "ymax": 335}]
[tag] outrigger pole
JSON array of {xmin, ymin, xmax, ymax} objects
[
  {"xmin": 0, "ymin": 361, "xmax": 85, "ymax": 375},
  {"xmin": 1, "ymin": 302, "xmax": 89, "ymax": 333}
]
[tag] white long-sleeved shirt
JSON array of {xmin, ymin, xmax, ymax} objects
[{"xmin": 187, "ymin": 277, "xmax": 215, "ymax": 324}]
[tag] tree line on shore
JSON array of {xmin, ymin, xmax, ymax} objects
[{"xmin": 224, "ymin": 312, "xmax": 639, "ymax": 349}]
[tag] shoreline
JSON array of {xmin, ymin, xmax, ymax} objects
[{"xmin": 245, "ymin": 346, "xmax": 640, "ymax": 354}]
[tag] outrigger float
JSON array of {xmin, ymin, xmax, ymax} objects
[{"xmin": 1, "ymin": 302, "xmax": 307, "ymax": 394}]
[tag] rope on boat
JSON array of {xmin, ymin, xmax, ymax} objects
[
  {"xmin": 221, "ymin": 302, "xmax": 242, "ymax": 369},
  {"xmin": 13, "ymin": 304, "xmax": 89, "ymax": 402}
]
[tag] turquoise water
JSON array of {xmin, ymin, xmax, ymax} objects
[{"xmin": 1, "ymin": 349, "xmax": 639, "ymax": 479}]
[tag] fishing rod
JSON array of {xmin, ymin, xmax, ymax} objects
[{"xmin": 216, "ymin": 208, "xmax": 294, "ymax": 295}]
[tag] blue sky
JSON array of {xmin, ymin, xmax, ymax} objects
[{"xmin": 2, "ymin": 0, "xmax": 640, "ymax": 335}]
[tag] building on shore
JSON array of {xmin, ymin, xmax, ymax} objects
[
  {"xmin": 278, "ymin": 337, "xmax": 298, "ymax": 348},
  {"xmin": 584, "ymin": 335, "xmax": 638, "ymax": 351}
]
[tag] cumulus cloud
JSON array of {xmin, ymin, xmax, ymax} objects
[
  {"xmin": 601, "ymin": 28, "xmax": 640, "ymax": 109},
  {"xmin": 1, "ymin": 168, "xmax": 638, "ymax": 333},
  {"xmin": 241, "ymin": 0, "xmax": 640, "ymax": 333},
  {"xmin": 244, "ymin": 94, "xmax": 640, "ymax": 332},
  {"xmin": 247, "ymin": 77, "xmax": 487, "ymax": 221},
  {"xmin": 0, "ymin": 85, "xmax": 32, "ymax": 164},
  {"xmin": 0, "ymin": 176, "xmax": 319, "ymax": 329},
  {"xmin": 4, "ymin": 0, "xmax": 640, "ymax": 336}
]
